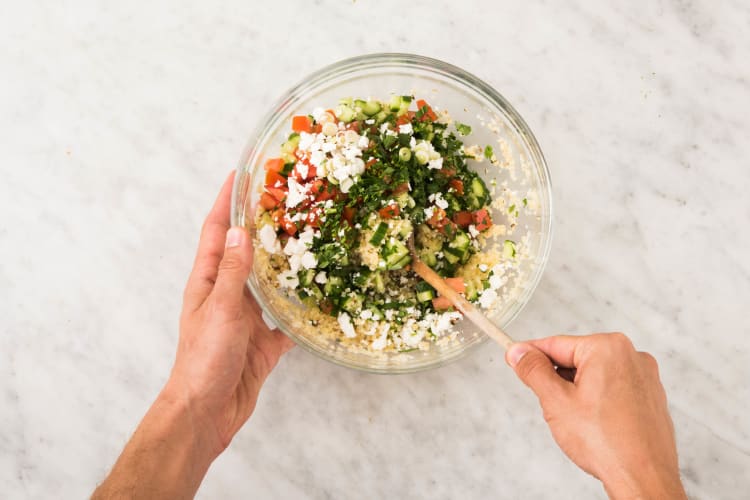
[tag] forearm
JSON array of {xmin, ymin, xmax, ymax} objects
[{"xmin": 92, "ymin": 388, "xmax": 219, "ymax": 499}]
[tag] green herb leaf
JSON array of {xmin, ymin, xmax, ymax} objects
[
  {"xmin": 484, "ymin": 145, "xmax": 494, "ymax": 160},
  {"xmin": 455, "ymin": 122, "xmax": 472, "ymax": 136}
]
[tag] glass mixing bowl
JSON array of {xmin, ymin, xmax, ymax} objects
[{"xmin": 232, "ymin": 53, "xmax": 552, "ymax": 374}]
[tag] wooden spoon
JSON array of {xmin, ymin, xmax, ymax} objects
[{"xmin": 407, "ymin": 235, "xmax": 514, "ymax": 351}]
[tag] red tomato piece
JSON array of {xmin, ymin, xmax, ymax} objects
[
  {"xmin": 378, "ymin": 203, "xmax": 400, "ymax": 219},
  {"xmin": 427, "ymin": 207, "xmax": 447, "ymax": 229},
  {"xmin": 266, "ymin": 186, "xmax": 287, "ymax": 204},
  {"xmin": 449, "ymin": 179, "xmax": 464, "ymax": 195},
  {"xmin": 452, "ymin": 211, "xmax": 473, "ymax": 227},
  {"xmin": 342, "ymin": 206, "xmax": 356, "ymax": 226},
  {"xmin": 432, "ymin": 296, "xmax": 453, "ymax": 311},
  {"xmin": 264, "ymin": 158, "xmax": 285, "ymax": 173},
  {"xmin": 472, "ymin": 209, "xmax": 493, "ymax": 231},
  {"xmin": 392, "ymin": 182, "xmax": 410, "ymax": 194},
  {"xmin": 265, "ymin": 170, "xmax": 287, "ymax": 188},
  {"xmin": 259, "ymin": 192, "xmax": 278, "ymax": 210},
  {"xmin": 305, "ymin": 207, "xmax": 322, "ymax": 228},
  {"xmin": 292, "ymin": 115, "xmax": 312, "ymax": 133},
  {"xmin": 416, "ymin": 99, "xmax": 437, "ymax": 121}
]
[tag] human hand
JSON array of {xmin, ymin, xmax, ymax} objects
[
  {"xmin": 506, "ymin": 333, "xmax": 685, "ymax": 499},
  {"xmin": 165, "ymin": 171, "xmax": 295, "ymax": 455}
]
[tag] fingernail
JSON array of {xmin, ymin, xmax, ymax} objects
[
  {"xmin": 506, "ymin": 343, "xmax": 530, "ymax": 367},
  {"xmin": 225, "ymin": 227, "xmax": 245, "ymax": 248}
]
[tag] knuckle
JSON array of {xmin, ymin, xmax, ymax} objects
[
  {"xmin": 218, "ymin": 253, "xmax": 245, "ymax": 273},
  {"xmin": 609, "ymin": 332, "xmax": 634, "ymax": 350},
  {"xmin": 517, "ymin": 352, "xmax": 547, "ymax": 380},
  {"xmin": 640, "ymin": 352, "xmax": 659, "ymax": 372}
]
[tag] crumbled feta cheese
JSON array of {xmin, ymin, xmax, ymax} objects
[
  {"xmin": 434, "ymin": 192, "xmax": 449, "ymax": 209},
  {"xmin": 300, "ymin": 251, "xmax": 317, "ymax": 269},
  {"xmin": 365, "ymin": 119, "xmax": 374, "ymax": 125},
  {"xmin": 357, "ymin": 134, "xmax": 370, "ymax": 149},
  {"xmin": 478, "ymin": 288, "xmax": 498, "ymax": 308},
  {"xmin": 371, "ymin": 323, "xmax": 390, "ymax": 350},
  {"xmin": 286, "ymin": 178, "xmax": 308, "ymax": 208},
  {"xmin": 283, "ymin": 237, "xmax": 305, "ymax": 256},
  {"xmin": 478, "ymin": 263, "xmax": 489, "ymax": 273},
  {"xmin": 398, "ymin": 123, "xmax": 413, "ymax": 134},
  {"xmin": 359, "ymin": 309, "xmax": 373, "ymax": 320},
  {"xmin": 277, "ymin": 270, "xmax": 299, "ymax": 289},
  {"xmin": 314, "ymin": 271, "xmax": 327, "ymax": 284},
  {"xmin": 338, "ymin": 312, "xmax": 357, "ymax": 338},
  {"xmin": 259, "ymin": 224, "xmax": 280, "ymax": 254},
  {"xmin": 295, "ymin": 162, "xmax": 308, "ymax": 180},
  {"xmin": 428, "ymin": 157, "xmax": 443, "ymax": 170},
  {"xmin": 424, "ymin": 207, "xmax": 435, "ymax": 219},
  {"xmin": 468, "ymin": 225, "xmax": 480, "ymax": 238}
]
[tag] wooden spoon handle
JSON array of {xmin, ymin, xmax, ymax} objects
[{"xmin": 412, "ymin": 258, "xmax": 514, "ymax": 351}]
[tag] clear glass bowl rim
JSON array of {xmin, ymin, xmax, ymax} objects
[{"xmin": 231, "ymin": 52, "xmax": 553, "ymax": 374}]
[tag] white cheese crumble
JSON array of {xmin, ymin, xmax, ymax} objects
[
  {"xmin": 259, "ymin": 224, "xmax": 280, "ymax": 253},
  {"xmin": 286, "ymin": 178, "xmax": 308, "ymax": 208},
  {"xmin": 314, "ymin": 271, "xmax": 327, "ymax": 284},
  {"xmin": 398, "ymin": 123, "xmax": 413, "ymax": 134},
  {"xmin": 338, "ymin": 312, "xmax": 357, "ymax": 338}
]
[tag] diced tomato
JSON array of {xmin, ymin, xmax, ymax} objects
[
  {"xmin": 379, "ymin": 203, "xmax": 400, "ymax": 219},
  {"xmin": 342, "ymin": 206, "xmax": 356, "ymax": 226},
  {"xmin": 416, "ymin": 99, "xmax": 438, "ymax": 121},
  {"xmin": 313, "ymin": 123, "xmax": 322, "ymax": 133},
  {"xmin": 438, "ymin": 168, "xmax": 456, "ymax": 177},
  {"xmin": 265, "ymin": 170, "xmax": 287, "ymax": 189},
  {"xmin": 310, "ymin": 179, "xmax": 337, "ymax": 201},
  {"xmin": 290, "ymin": 162, "xmax": 316, "ymax": 183},
  {"xmin": 292, "ymin": 115, "xmax": 312, "ymax": 133},
  {"xmin": 432, "ymin": 296, "xmax": 453, "ymax": 311},
  {"xmin": 473, "ymin": 209, "xmax": 493, "ymax": 231},
  {"xmin": 427, "ymin": 207, "xmax": 447, "ymax": 229},
  {"xmin": 445, "ymin": 277, "xmax": 466, "ymax": 293},
  {"xmin": 452, "ymin": 211, "xmax": 473, "ymax": 227},
  {"xmin": 279, "ymin": 215, "xmax": 297, "ymax": 236},
  {"xmin": 320, "ymin": 299, "xmax": 334, "ymax": 314},
  {"xmin": 392, "ymin": 182, "xmax": 410, "ymax": 194},
  {"xmin": 395, "ymin": 111, "xmax": 415, "ymax": 126},
  {"xmin": 259, "ymin": 192, "xmax": 279, "ymax": 210},
  {"xmin": 305, "ymin": 207, "xmax": 322, "ymax": 228},
  {"xmin": 366, "ymin": 158, "xmax": 378, "ymax": 168},
  {"xmin": 266, "ymin": 186, "xmax": 287, "ymax": 204},
  {"xmin": 449, "ymin": 179, "xmax": 464, "ymax": 195},
  {"xmin": 264, "ymin": 158, "xmax": 285, "ymax": 173},
  {"xmin": 345, "ymin": 121, "xmax": 360, "ymax": 133},
  {"xmin": 438, "ymin": 220, "xmax": 457, "ymax": 238}
]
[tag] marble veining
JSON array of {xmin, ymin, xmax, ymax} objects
[{"xmin": 1, "ymin": 1, "xmax": 748, "ymax": 498}]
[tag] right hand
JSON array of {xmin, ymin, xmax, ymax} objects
[{"xmin": 505, "ymin": 333, "xmax": 686, "ymax": 499}]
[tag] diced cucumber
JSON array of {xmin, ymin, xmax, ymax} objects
[
  {"xmin": 443, "ymin": 246, "xmax": 461, "ymax": 264},
  {"xmin": 371, "ymin": 272, "xmax": 385, "ymax": 293},
  {"xmin": 362, "ymin": 100, "xmax": 382, "ymax": 116},
  {"xmin": 416, "ymin": 289, "xmax": 435, "ymax": 303},
  {"xmin": 503, "ymin": 240, "xmax": 517, "ymax": 259},
  {"xmin": 419, "ymin": 248, "xmax": 437, "ymax": 267},
  {"xmin": 369, "ymin": 222, "xmax": 388, "ymax": 246},
  {"xmin": 465, "ymin": 281, "xmax": 479, "ymax": 301},
  {"xmin": 324, "ymin": 275, "xmax": 344, "ymax": 296},
  {"xmin": 341, "ymin": 293, "xmax": 364, "ymax": 313},
  {"xmin": 389, "ymin": 95, "xmax": 412, "ymax": 116},
  {"xmin": 374, "ymin": 110, "xmax": 389, "ymax": 124},
  {"xmin": 352, "ymin": 269, "xmax": 371, "ymax": 288},
  {"xmin": 445, "ymin": 193, "xmax": 462, "ymax": 212},
  {"xmin": 383, "ymin": 240, "xmax": 410, "ymax": 270},
  {"xmin": 415, "ymin": 281, "xmax": 436, "ymax": 303},
  {"xmin": 395, "ymin": 192, "xmax": 415, "ymax": 209},
  {"xmin": 470, "ymin": 176, "xmax": 489, "ymax": 204},
  {"xmin": 449, "ymin": 230, "xmax": 471, "ymax": 256},
  {"xmin": 298, "ymin": 269, "xmax": 316, "ymax": 287},
  {"xmin": 335, "ymin": 104, "xmax": 355, "ymax": 123}
]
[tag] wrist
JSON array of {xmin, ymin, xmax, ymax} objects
[{"xmin": 602, "ymin": 462, "xmax": 686, "ymax": 500}]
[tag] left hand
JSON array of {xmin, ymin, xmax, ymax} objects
[{"xmin": 165, "ymin": 171, "xmax": 295, "ymax": 455}]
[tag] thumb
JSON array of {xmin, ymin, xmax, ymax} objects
[
  {"xmin": 506, "ymin": 343, "xmax": 570, "ymax": 402},
  {"xmin": 212, "ymin": 226, "xmax": 253, "ymax": 316}
]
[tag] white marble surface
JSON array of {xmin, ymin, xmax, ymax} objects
[{"xmin": 1, "ymin": 1, "xmax": 749, "ymax": 498}]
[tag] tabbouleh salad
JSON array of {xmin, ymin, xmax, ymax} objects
[{"xmin": 254, "ymin": 96, "xmax": 520, "ymax": 352}]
